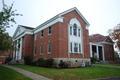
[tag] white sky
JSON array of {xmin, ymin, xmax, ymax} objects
[{"xmin": 1, "ymin": 0, "xmax": 120, "ymax": 36}]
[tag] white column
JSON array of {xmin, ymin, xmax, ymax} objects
[
  {"xmin": 90, "ymin": 43, "xmax": 92, "ymax": 57},
  {"xmin": 12, "ymin": 41, "xmax": 16, "ymax": 61},
  {"xmin": 102, "ymin": 46, "xmax": 105, "ymax": 61},
  {"xmin": 96, "ymin": 45, "xmax": 99, "ymax": 59},
  {"xmin": 16, "ymin": 40, "xmax": 18, "ymax": 60},
  {"xmin": 19, "ymin": 38, "xmax": 22, "ymax": 60}
]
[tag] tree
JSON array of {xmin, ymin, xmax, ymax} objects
[
  {"xmin": 0, "ymin": 0, "xmax": 21, "ymax": 51},
  {"xmin": 108, "ymin": 23, "xmax": 120, "ymax": 58}
]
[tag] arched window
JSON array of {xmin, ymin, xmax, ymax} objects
[
  {"xmin": 69, "ymin": 18, "xmax": 83, "ymax": 53},
  {"xmin": 73, "ymin": 23, "xmax": 77, "ymax": 36}
]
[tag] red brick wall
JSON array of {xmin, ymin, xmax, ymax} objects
[
  {"xmin": 0, "ymin": 50, "xmax": 12, "ymax": 64},
  {"xmin": 103, "ymin": 44, "xmax": 114, "ymax": 61},
  {"xmin": 22, "ymin": 34, "xmax": 34, "ymax": 58},
  {"xmin": 33, "ymin": 10, "xmax": 90, "ymax": 60},
  {"xmin": 58, "ymin": 10, "xmax": 90, "ymax": 58},
  {"xmin": 34, "ymin": 23, "xmax": 60, "ymax": 60}
]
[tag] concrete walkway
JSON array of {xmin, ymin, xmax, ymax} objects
[{"xmin": 2, "ymin": 65, "xmax": 52, "ymax": 80}]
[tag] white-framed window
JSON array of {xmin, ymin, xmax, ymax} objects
[
  {"xmin": 74, "ymin": 43, "xmax": 78, "ymax": 53},
  {"xmin": 68, "ymin": 18, "xmax": 83, "ymax": 54},
  {"xmin": 40, "ymin": 45, "xmax": 43, "ymax": 54},
  {"xmin": 48, "ymin": 42, "xmax": 52, "ymax": 53},
  {"xmin": 34, "ymin": 46, "xmax": 37, "ymax": 55},
  {"xmin": 70, "ymin": 42, "xmax": 72, "ymax": 52},
  {"xmin": 73, "ymin": 23, "xmax": 77, "ymax": 36},
  {"xmin": 79, "ymin": 43, "xmax": 81, "ymax": 53},
  {"xmin": 48, "ymin": 26, "xmax": 52, "ymax": 35},
  {"xmin": 34, "ymin": 34, "xmax": 37, "ymax": 40}
]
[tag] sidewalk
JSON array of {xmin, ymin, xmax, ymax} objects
[{"xmin": 2, "ymin": 65, "xmax": 52, "ymax": 80}]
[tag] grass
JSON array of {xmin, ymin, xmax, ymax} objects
[
  {"xmin": 0, "ymin": 65, "xmax": 32, "ymax": 80},
  {"xmin": 14, "ymin": 64, "xmax": 120, "ymax": 80}
]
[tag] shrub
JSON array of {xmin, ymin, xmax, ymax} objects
[
  {"xmin": 36, "ymin": 58, "xmax": 46, "ymax": 67},
  {"xmin": 24, "ymin": 56, "xmax": 33, "ymax": 65},
  {"xmin": 90, "ymin": 57, "xmax": 97, "ymax": 64},
  {"xmin": 59, "ymin": 60, "xmax": 68, "ymax": 68},
  {"xmin": 85, "ymin": 61, "xmax": 90, "ymax": 67},
  {"xmin": 46, "ymin": 58, "xmax": 54, "ymax": 67},
  {"xmin": 5, "ymin": 56, "xmax": 12, "ymax": 64}
]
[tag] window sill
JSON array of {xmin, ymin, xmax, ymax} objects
[
  {"xmin": 69, "ymin": 52, "xmax": 82, "ymax": 54},
  {"xmin": 48, "ymin": 52, "xmax": 51, "ymax": 54}
]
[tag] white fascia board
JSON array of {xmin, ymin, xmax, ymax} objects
[
  {"xmin": 34, "ymin": 17, "xmax": 64, "ymax": 34},
  {"xmin": 13, "ymin": 31, "xmax": 33, "ymax": 41},
  {"xmin": 101, "ymin": 41, "xmax": 113, "ymax": 45},
  {"xmin": 89, "ymin": 42, "xmax": 103, "ymax": 46},
  {"xmin": 59, "ymin": 7, "xmax": 90, "ymax": 26}
]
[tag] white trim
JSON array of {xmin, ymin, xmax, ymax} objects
[
  {"xmin": 68, "ymin": 18, "xmax": 83, "ymax": 54},
  {"xmin": 19, "ymin": 38, "xmax": 22, "ymax": 60},
  {"xmin": 90, "ymin": 43, "xmax": 92, "ymax": 57},
  {"xmin": 101, "ymin": 41, "xmax": 113, "ymax": 45},
  {"xmin": 102, "ymin": 46, "xmax": 105, "ymax": 61},
  {"xmin": 86, "ymin": 25, "xmax": 89, "ymax": 30},
  {"xmin": 13, "ymin": 31, "xmax": 33, "ymax": 41},
  {"xmin": 34, "ymin": 17, "xmax": 64, "ymax": 34},
  {"xmin": 90, "ymin": 42, "xmax": 105, "ymax": 61},
  {"xmin": 59, "ymin": 7, "xmax": 90, "ymax": 26},
  {"xmin": 96, "ymin": 45, "xmax": 99, "ymax": 59}
]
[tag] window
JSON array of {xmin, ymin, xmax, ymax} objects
[
  {"xmin": 74, "ymin": 43, "xmax": 78, "ymax": 52},
  {"xmin": 70, "ymin": 26, "xmax": 72, "ymax": 35},
  {"xmin": 73, "ymin": 24, "xmax": 77, "ymax": 36},
  {"xmin": 34, "ymin": 35, "xmax": 37, "ymax": 40},
  {"xmin": 34, "ymin": 47, "xmax": 37, "ymax": 55},
  {"xmin": 70, "ymin": 42, "xmax": 72, "ymax": 52},
  {"xmin": 78, "ymin": 29, "xmax": 80, "ymax": 37},
  {"xmin": 79, "ymin": 44, "xmax": 81, "ymax": 53},
  {"xmin": 48, "ymin": 27, "xmax": 52, "ymax": 34},
  {"xmin": 40, "ymin": 46, "xmax": 43, "ymax": 54},
  {"xmin": 48, "ymin": 43, "xmax": 52, "ymax": 53},
  {"xmin": 41, "ymin": 30, "xmax": 44, "ymax": 36}
]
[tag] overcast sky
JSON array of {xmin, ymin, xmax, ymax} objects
[{"xmin": 1, "ymin": 0, "xmax": 120, "ymax": 36}]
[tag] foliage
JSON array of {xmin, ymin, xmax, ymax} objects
[
  {"xmin": 5, "ymin": 56, "xmax": 12, "ymax": 64},
  {"xmin": 0, "ymin": 0, "xmax": 21, "ymax": 51},
  {"xmin": 108, "ymin": 23, "xmax": 120, "ymax": 43},
  {"xmin": 0, "ymin": 0, "xmax": 22, "ymax": 30},
  {"xmin": 24, "ymin": 56, "xmax": 33, "ymax": 65},
  {"xmin": 90, "ymin": 57, "xmax": 97, "ymax": 64},
  {"xmin": 45, "ymin": 58, "xmax": 54, "ymax": 67},
  {"xmin": 58, "ymin": 60, "xmax": 68, "ymax": 68},
  {"xmin": 35, "ymin": 58, "xmax": 46, "ymax": 67},
  {"xmin": 108, "ymin": 23, "xmax": 120, "ymax": 59},
  {"xmin": 0, "ymin": 32, "xmax": 13, "ymax": 50},
  {"xmin": 32, "ymin": 58, "xmax": 54, "ymax": 67}
]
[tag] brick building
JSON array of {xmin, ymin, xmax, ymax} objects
[
  {"xmin": 89, "ymin": 34, "xmax": 115, "ymax": 63},
  {"xmin": 0, "ymin": 50, "xmax": 12, "ymax": 64},
  {"xmin": 13, "ymin": 7, "xmax": 90, "ymax": 67}
]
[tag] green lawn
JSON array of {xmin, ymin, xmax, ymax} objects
[
  {"xmin": 0, "ymin": 65, "xmax": 31, "ymax": 80},
  {"xmin": 14, "ymin": 64, "xmax": 120, "ymax": 80}
]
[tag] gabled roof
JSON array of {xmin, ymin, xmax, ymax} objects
[
  {"xmin": 13, "ymin": 25, "xmax": 34, "ymax": 38},
  {"xmin": 19, "ymin": 25, "xmax": 34, "ymax": 30},
  {"xmin": 34, "ymin": 7, "xmax": 90, "ymax": 32},
  {"xmin": 89, "ymin": 34, "xmax": 113, "ymax": 43},
  {"xmin": 59, "ymin": 7, "xmax": 90, "ymax": 26}
]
